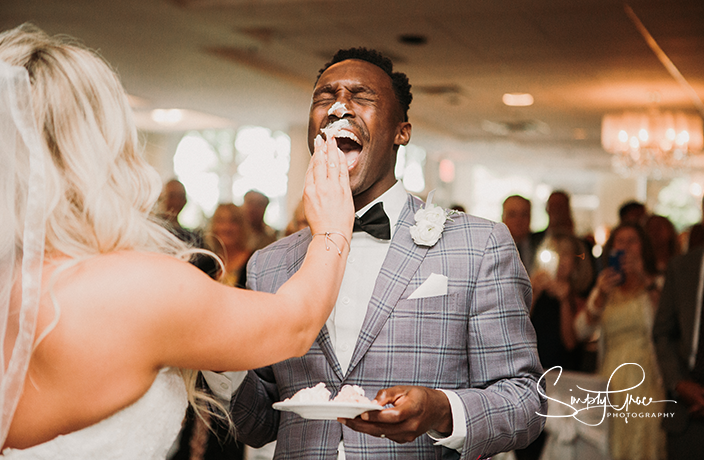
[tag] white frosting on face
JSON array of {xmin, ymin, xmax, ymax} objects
[
  {"xmin": 320, "ymin": 119, "xmax": 360, "ymax": 144},
  {"xmin": 328, "ymin": 101, "xmax": 348, "ymax": 117},
  {"xmin": 321, "ymin": 119, "xmax": 350, "ymax": 138},
  {"xmin": 319, "ymin": 119, "xmax": 362, "ymax": 170}
]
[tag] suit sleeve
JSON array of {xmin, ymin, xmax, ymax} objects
[
  {"xmin": 230, "ymin": 367, "xmax": 280, "ymax": 447},
  {"xmin": 228, "ymin": 249, "xmax": 281, "ymax": 447},
  {"xmin": 456, "ymin": 223, "xmax": 546, "ymax": 459},
  {"xmin": 653, "ymin": 257, "xmax": 689, "ymax": 394}
]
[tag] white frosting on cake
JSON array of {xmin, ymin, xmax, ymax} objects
[
  {"xmin": 333, "ymin": 385, "xmax": 372, "ymax": 404},
  {"xmin": 287, "ymin": 382, "xmax": 331, "ymax": 403},
  {"xmin": 284, "ymin": 383, "xmax": 372, "ymax": 404}
]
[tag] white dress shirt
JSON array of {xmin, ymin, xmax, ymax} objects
[
  {"xmin": 331, "ymin": 182, "xmax": 466, "ymax": 456},
  {"xmin": 206, "ymin": 181, "xmax": 467, "ymax": 457}
]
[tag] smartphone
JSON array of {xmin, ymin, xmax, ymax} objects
[
  {"xmin": 537, "ymin": 248, "xmax": 559, "ymax": 279},
  {"xmin": 608, "ymin": 249, "xmax": 625, "ymax": 285}
]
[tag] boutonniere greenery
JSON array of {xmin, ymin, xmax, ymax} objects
[{"xmin": 409, "ymin": 190, "xmax": 460, "ymax": 247}]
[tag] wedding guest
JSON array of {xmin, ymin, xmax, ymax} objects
[
  {"xmin": 159, "ymin": 179, "xmax": 186, "ymax": 219},
  {"xmin": 502, "ymin": 195, "xmax": 541, "ymax": 274},
  {"xmin": 644, "ymin": 214, "xmax": 680, "ymax": 290},
  {"xmin": 222, "ymin": 47, "xmax": 545, "ymax": 460},
  {"xmin": 243, "ymin": 190, "xmax": 278, "ymax": 250},
  {"xmin": 530, "ymin": 234, "xmax": 593, "ymax": 371},
  {"xmin": 574, "ymin": 223, "xmax": 666, "ymax": 460},
  {"xmin": 207, "ymin": 203, "xmax": 253, "ymax": 289},
  {"xmin": 687, "ymin": 195, "xmax": 704, "ymax": 252},
  {"xmin": 689, "ymin": 223, "xmax": 704, "ymax": 252},
  {"xmin": 534, "ymin": 191, "xmax": 574, "ymax": 248},
  {"xmin": 157, "ymin": 179, "xmax": 217, "ymax": 278},
  {"xmin": 618, "ymin": 200, "xmax": 647, "ymax": 226},
  {"xmin": 653, "ymin": 246, "xmax": 704, "ymax": 459},
  {"xmin": 0, "ymin": 24, "xmax": 354, "ymax": 458}
]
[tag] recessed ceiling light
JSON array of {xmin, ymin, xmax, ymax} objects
[
  {"xmin": 398, "ymin": 34, "xmax": 428, "ymax": 46},
  {"xmin": 502, "ymin": 93, "xmax": 534, "ymax": 107}
]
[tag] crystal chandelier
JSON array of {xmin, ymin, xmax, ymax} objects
[{"xmin": 601, "ymin": 110, "xmax": 703, "ymax": 177}]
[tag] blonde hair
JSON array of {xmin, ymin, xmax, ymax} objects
[
  {"xmin": 0, "ymin": 24, "xmax": 183, "ymax": 257},
  {"xmin": 0, "ymin": 24, "xmax": 228, "ymax": 431}
]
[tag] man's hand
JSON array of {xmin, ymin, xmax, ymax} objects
[
  {"xmin": 676, "ymin": 380, "xmax": 704, "ymax": 418},
  {"xmin": 339, "ymin": 386, "xmax": 452, "ymax": 443}
]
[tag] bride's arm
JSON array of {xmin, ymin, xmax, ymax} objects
[{"xmin": 149, "ymin": 136, "xmax": 353, "ymax": 371}]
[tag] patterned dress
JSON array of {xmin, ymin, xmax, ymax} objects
[{"xmin": 599, "ymin": 289, "xmax": 667, "ymax": 460}]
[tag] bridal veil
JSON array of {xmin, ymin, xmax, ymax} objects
[{"xmin": 0, "ymin": 61, "xmax": 47, "ymax": 446}]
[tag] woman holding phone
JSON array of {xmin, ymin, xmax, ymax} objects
[{"xmin": 575, "ymin": 223, "xmax": 666, "ymax": 460}]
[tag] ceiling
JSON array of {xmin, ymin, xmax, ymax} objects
[{"xmin": 2, "ymin": 0, "xmax": 704, "ymax": 191}]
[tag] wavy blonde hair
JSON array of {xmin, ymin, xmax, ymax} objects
[{"xmin": 0, "ymin": 24, "xmax": 227, "ymax": 429}]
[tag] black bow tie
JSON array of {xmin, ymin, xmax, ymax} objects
[{"xmin": 353, "ymin": 202, "xmax": 391, "ymax": 240}]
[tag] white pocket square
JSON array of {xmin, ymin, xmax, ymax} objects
[{"xmin": 408, "ymin": 273, "xmax": 448, "ymax": 299}]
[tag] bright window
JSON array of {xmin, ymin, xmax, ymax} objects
[{"xmin": 172, "ymin": 127, "xmax": 291, "ymax": 230}]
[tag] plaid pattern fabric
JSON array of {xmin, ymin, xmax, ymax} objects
[{"xmin": 232, "ymin": 194, "xmax": 546, "ymax": 460}]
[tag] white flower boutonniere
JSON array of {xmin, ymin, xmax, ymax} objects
[{"xmin": 409, "ymin": 190, "xmax": 459, "ymax": 247}]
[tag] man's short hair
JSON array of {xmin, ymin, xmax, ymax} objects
[
  {"xmin": 316, "ymin": 47, "xmax": 412, "ymax": 122},
  {"xmin": 244, "ymin": 190, "xmax": 269, "ymax": 206},
  {"xmin": 503, "ymin": 195, "xmax": 531, "ymax": 208},
  {"xmin": 618, "ymin": 200, "xmax": 645, "ymax": 221}
]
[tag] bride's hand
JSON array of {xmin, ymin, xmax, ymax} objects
[{"xmin": 303, "ymin": 134, "xmax": 354, "ymax": 241}]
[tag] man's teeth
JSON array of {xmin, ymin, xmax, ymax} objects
[
  {"xmin": 335, "ymin": 130, "xmax": 360, "ymax": 144},
  {"xmin": 320, "ymin": 119, "xmax": 360, "ymax": 144}
]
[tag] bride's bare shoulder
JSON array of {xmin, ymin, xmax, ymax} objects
[
  {"xmin": 49, "ymin": 250, "xmax": 202, "ymax": 281},
  {"xmin": 45, "ymin": 251, "xmax": 214, "ymax": 312}
]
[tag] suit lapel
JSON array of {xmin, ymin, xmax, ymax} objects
[
  {"xmin": 346, "ymin": 195, "xmax": 428, "ymax": 376},
  {"xmin": 288, "ymin": 230, "xmax": 343, "ymax": 379}
]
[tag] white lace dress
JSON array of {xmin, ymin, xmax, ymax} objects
[{"xmin": 1, "ymin": 368, "xmax": 188, "ymax": 459}]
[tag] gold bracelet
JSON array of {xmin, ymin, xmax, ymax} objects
[{"xmin": 312, "ymin": 231, "xmax": 350, "ymax": 255}]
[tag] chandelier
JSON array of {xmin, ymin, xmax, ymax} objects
[{"xmin": 601, "ymin": 110, "xmax": 703, "ymax": 177}]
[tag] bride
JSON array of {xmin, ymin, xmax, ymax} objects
[{"xmin": 0, "ymin": 24, "xmax": 353, "ymax": 458}]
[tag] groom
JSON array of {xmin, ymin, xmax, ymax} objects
[{"xmin": 226, "ymin": 48, "xmax": 545, "ymax": 459}]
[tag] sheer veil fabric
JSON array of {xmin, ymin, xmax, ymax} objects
[{"xmin": 0, "ymin": 61, "xmax": 47, "ymax": 446}]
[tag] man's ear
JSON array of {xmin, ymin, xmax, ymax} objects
[{"xmin": 394, "ymin": 122, "xmax": 412, "ymax": 146}]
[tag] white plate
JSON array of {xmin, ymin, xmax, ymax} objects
[{"xmin": 272, "ymin": 400, "xmax": 383, "ymax": 420}]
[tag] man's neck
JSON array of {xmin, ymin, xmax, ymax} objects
[{"xmin": 353, "ymin": 180, "xmax": 397, "ymax": 211}]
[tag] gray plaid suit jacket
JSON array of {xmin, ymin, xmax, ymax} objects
[{"xmin": 231, "ymin": 194, "xmax": 546, "ymax": 459}]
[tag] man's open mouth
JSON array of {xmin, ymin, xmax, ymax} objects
[{"xmin": 321, "ymin": 120, "xmax": 363, "ymax": 170}]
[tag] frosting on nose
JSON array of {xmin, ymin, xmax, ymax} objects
[{"xmin": 328, "ymin": 101, "xmax": 348, "ymax": 117}]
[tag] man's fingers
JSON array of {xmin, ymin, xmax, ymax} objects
[{"xmin": 373, "ymin": 386, "xmax": 407, "ymax": 406}]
